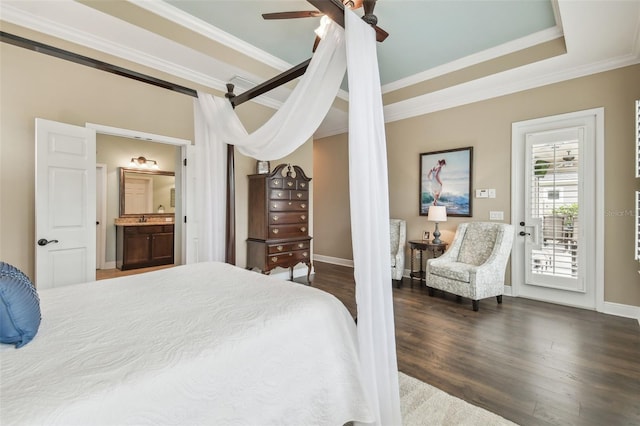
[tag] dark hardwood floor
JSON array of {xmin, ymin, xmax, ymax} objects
[{"xmin": 301, "ymin": 261, "xmax": 640, "ymax": 426}]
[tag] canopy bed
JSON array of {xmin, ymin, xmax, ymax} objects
[
  {"xmin": 0, "ymin": 262, "xmax": 372, "ymax": 425},
  {"xmin": 1, "ymin": 1, "xmax": 402, "ymax": 424}
]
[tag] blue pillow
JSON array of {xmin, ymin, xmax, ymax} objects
[{"xmin": 0, "ymin": 262, "xmax": 41, "ymax": 348}]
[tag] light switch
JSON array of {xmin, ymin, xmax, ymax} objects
[
  {"xmin": 476, "ymin": 189, "xmax": 488, "ymax": 198},
  {"xmin": 488, "ymin": 189, "xmax": 496, "ymax": 198}
]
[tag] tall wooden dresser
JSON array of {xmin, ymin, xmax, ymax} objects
[{"xmin": 246, "ymin": 164, "xmax": 312, "ymax": 282}]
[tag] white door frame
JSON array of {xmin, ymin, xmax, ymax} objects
[
  {"xmin": 511, "ymin": 108, "xmax": 605, "ymax": 312},
  {"xmin": 86, "ymin": 123, "xmax": 193, "ymax": 265},
  {"xmin": 96, "ymin": 163, "xmax": 107, "ymax": 270}
]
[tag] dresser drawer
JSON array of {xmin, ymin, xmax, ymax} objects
[
  {"xmin": 269, "ymin": 224, "xmax": 308, "ymax": 238},
  {"xmin": 269, "ymin": 178, "xmax": 284, "ymax": 189},
  {"xmin": 269, "ymin": 200, "xmax": 308, "ymax": 211},
  {"xmin": 269, "ymin": 211, "xmax": 308, "ymax": 225},
  {"xmin": 267, "ymin": 250, "xmax": 310, "ymax": 268},
  {"xmin": 268, "ymin": 240, "xmax": 310, "ymax": 254},
  {"xmin": 124, "ymin": 225, "xmax": 172, "ymax": 235},
  {"xmin": 269, "ymin": 189, "xmax": 309, "ymax": 201}
]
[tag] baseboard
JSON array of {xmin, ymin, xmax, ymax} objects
[
  {"xmin": 313, "ymin": 254, "xmax": 354, "ymax": 268},
  {"xmin": 601, "ymin": 301, "xmax": 640, "ymax": 325},
  {"xmin": 317, "ymin": 259, "xmax": 639, "ymax": 326},
  {"xmin": 103, "ymin": 261, "xmax": 116, "ymax": 270}
]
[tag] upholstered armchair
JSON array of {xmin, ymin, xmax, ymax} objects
[
  {"xmin": 389, "ymin": 219, "xmax": 407, "ymax": 287},
  {"xmin": 425, "ymin": 222, "xmax": 514, "ymax": 311}
]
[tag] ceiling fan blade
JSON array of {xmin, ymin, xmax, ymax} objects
[
  {"xmin": 374, "ymin": 25, "xmax": 389, "ymax": 42},
  {"xmin": 262, "ymin": 11, "xmax": 324, "ymax": 20},
  {"xmin": 307, "ymin": 0, "xmax": 345, "ymax": 28}
]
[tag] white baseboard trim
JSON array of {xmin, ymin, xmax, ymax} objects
[
  {"xmin": 102, "ymin": 261, "xmax": 116, "ymax": 270},
  {"xmin": 314, "ymin": 259, "xmax": 639, "ymax": 325},
  {"xmin": 313, "ymin": 255, "xmax": 354, "ymax": 268},
  {"xmin": 600, "ymin": 301, "xmax": 640, "ymax": 324}
]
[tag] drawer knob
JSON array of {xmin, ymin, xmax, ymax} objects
[
  {"xmin": 303, "ymin": 252, "xmax": 308, "ymax": 258},
  {"xmin": 289, "ymin": 253, "xmax": 293, "ymax": 256},
  {"xmin": 277, "ymin": 192, "xmax": 283, "ymax": 197},
  {"xmin": 298, "ymin": 243, "xmax": 304, "ymax": 248},
  {"xmin": 300, "ymin": 183, "xmax": 306, "ymax": 188},
  {"xmin": 272, "ymin": 204, "xmax": 278, "ymax": 209},
  {"xmin": 271, "ymin": 256, "xmax": 278, "ymax": 262},
  {"xmin": 272, "ymin": 229, "xmax": 279, "ymax": 234},
  {"xmin": 273, "ymin": 215, "xmax": 279, "ymax": 221},
  {"xmin": 277, "ymin": 245, "xmax": 283, "ymax": 251},
  {"xmin": 287, "ymin": 181, "xmax": 293, "ymax": 187},
  {"xmin": 301, "ymin": 215, "xmax": 306, "ymax": 220},
  {"xmin": 274, "ymin": 180, "xmax": 280, "ymax": 185},
  {"xmin": 300, "ymin": 227, "xmax": 306, "ymax": 232},
  {"xmin": 296, "ymin": 193, "xmax": 303, "ymax": 198},
  {"xmin": 301, "ymin": 203, "xmax": 307, "ymax": 209}
]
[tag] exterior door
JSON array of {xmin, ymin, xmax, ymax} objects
[
  {"xmin": 35, "ymin": 118, "xmax": 96, "ymax": 289},
  {"xmin": 512, "ymin": 110, "xmax": 602, "ymax": 309}
]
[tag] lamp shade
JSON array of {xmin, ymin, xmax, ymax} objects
[{"xmin": 427, "ymin": 205, "xmax": 447, "ymax": 222}]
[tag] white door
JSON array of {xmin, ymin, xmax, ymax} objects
[
  {"xmin": 124, "ymin": 176, "xmax": 153, "ymax": 214},
  {"xmin": 512, "ymin": 109, "xmax": 602, "ymax": 309},
  {"xmin": 36, "ymin": 118, "xmax": 96, "ymax": 289}
]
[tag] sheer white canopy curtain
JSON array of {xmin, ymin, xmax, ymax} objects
[{"xmin": 193, "ymin": 10, "xmax": 401, "ymax": 425}]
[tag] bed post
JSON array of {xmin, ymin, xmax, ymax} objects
[{"xmin": 224, "ymin": 84, "xmax": 236, "ymax": 265}]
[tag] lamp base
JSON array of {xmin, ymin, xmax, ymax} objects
[{"xmin": 432, "ymin": 223, "xmax": 442, "ymax": 245}]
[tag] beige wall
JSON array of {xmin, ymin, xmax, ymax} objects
[
  {"xmin": 0, "ymin": 30, "xmax": 312, "ymax": 279},
  {"xmin": 314, "ymin": 64, "xmax": 640, "ymax": 307}
]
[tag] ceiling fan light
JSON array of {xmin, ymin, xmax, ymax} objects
[{"xmin": 314, "ymin": 15, "xmax": 331, "ymax": 39}]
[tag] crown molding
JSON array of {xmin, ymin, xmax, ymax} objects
[
  {"xmin": 0, "ymin": 1, "xmax": 285, "ymax": 110},
  {"xmin": 381, "ymin": 25, "xmax": 564, "ymax": 94},
  {"xmin": 130, "ymin": 0, "xmax": 292, "ymax": 73},
  {"xmin": 383, "ymin": 52, "xmax": 640, "ymax": 124}
]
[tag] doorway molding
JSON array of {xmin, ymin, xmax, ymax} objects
[
  {"xmin": 86, "ymin": 123, "xmax": 192, "ymax": 266},
  {"xmin": 96, "ymin": 163, "xmax": 107, "ymax": 269}
]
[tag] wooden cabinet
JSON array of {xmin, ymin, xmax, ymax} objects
[
  {"xmin": 246, "ymin": 164, "xmax": 312, "ymax": 282},
  {"xmin": 116, "ymin": 224, "xmax": 174, "ymax": 270}
]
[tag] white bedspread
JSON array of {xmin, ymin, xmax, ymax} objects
[{"xmin": 0, "ymin": 262, "xmax": 373, "ymax": 425}]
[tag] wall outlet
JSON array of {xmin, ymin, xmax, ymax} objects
[{"xmin": 489, "ymin": 211, "xmax": 504, "ymax": 221}]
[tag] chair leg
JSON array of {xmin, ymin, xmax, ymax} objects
[
  {"xmin": 427, "ymin": 286, "xmax": 435, "ymax": 297},
  {"xmin": 496, "ymin": 295, "xmax": 503, "ymax": 304},
  {"xmin": 472, "ymin": 300, "xmax": 479, "ymax": 311}
]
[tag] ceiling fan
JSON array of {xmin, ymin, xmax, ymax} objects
[{"xmin": 262, "ymin": 0, "xmax": 389, "ymax": 50}]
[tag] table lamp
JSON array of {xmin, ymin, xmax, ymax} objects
[{"xmin": 427, "ymin": 205, "xmax": 447, "ymax": 244}]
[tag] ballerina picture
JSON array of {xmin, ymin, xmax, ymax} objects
[{"xmin": 420, "ymin": 147, "xmax": 473, "ymax": 217}]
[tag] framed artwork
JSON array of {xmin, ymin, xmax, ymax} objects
[
  {"xmin": 419, "ymin": 146, "xmax": 473, "ymax": 217},
  {"xmin": 256, "ymin": 160, "xmax": 270, "ymax": 174},
  {"xmin": 422, "ymin": 231, "xmax": 430, "ymax": 241}
]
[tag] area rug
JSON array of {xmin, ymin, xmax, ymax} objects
[{"xmin": 399, "ymin": 372, "xmax": 518, "ymax": 426}]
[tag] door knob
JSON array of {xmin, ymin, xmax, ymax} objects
[
  {"xmin": 519, "ymin": 231, "xmax": 530, "ymax": 236},
  {"xmin": 37, "ymin": 238, "xmax": 59, "ymax": 246},
  {"xmin": 519, "ymin": 221, "xmax": 526, "ymax": 226}
]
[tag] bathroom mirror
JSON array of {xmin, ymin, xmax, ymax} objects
[{"xmin": 119, "ymin": 167, "xmax": 175, "ymax": 217}]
